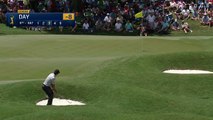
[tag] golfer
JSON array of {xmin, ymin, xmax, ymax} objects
[{"xmin": 42, "ymin": 69, "xmax": 60, "ymax": 105}]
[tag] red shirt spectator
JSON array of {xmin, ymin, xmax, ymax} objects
[{"xmin": 208, "ymin": 0, "xmax": 213, "ymax": 4}]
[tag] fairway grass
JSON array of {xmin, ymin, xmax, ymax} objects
[{"xmin": 0, "ymin": 35, "xmax": 213, "ymax": 120}]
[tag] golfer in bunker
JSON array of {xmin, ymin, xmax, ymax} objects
[{"xmin": 42, "ymin": 69, "xmax": 60, "ymax": 105}]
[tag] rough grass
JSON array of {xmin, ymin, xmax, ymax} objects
[{"xmin": 0, "ymin": 34, "xmax": 213, "ymax": 120}]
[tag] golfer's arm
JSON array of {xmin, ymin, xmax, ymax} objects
[{"xmin": 51, "ymin": 84, "xmax": 57, "ymax": 93}]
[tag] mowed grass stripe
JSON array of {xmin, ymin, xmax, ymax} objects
[
  {"xmin": 0, "ymin": 35, "xmax": 141, "ymax": 58},
  {"xmin": 0, "ymin": 35, "xmax": 213, "ymax": 120}
]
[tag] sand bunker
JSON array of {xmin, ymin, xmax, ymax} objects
[
  {"xmin": 36, "ymin": 98, "xmax": 86, "ymax": 106},
  {"xmin": 163, "ymin": 70, "xmax": 213, "ymax": 74}
]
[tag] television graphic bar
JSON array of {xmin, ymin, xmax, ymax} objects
[{"xmin": 6, "ymin": 11, "xmax": 76, "ymax": 27}]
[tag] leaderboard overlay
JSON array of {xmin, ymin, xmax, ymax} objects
[{"xmin": 6, "ymin": 10, "xmax": 76, "ymax": 27}]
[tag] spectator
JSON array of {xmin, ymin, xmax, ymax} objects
[
  {"xmin": 0, "ymin": 8, "xmax": 5, "ymax": 23},
  {"xmin": 153, "ymin": 18, "xmax": 161, "ymax": 31},
  {"xmin": 181, "ymin": 21, "xmax": 193, "ymax": 33},
  {"xmin": 146, "ymin": 12, "xmax": 155, "ymax": 30},
  {"xmin": 138, "ymin": 21, "xmax": 148, "ymax": 36},
  {"xmin": 171, "ymin": 19, "xmax": 181, "ymax": 30},
  {"xmin": 208, "ymin": 0, "xmax": 213, "ymax": 10},
  {"xmin": 201, "ymin": 13, "xmax": 210, "ymax": 25},
  {"xmin": 158, "ymin": 19, "xmax": 169, "ymax": 33},
  {"xmin": 95, "ymin": 18, "xmax": 103, "ymax": 31},
  {"xmin": 125, "ymin": 20, "xmax": 134, "ymax": 32},
  {"xmin": 116, "ymin": 14, "xmax": 124, "ymax": 23},
  {"xmin": 208, "ymin": 9, "xmax": 213, "ymax": 27},
  {"xmin": 103, "ymin": 13, "xmax": 112, "ymax": 31},
  {"xmin": 170, "ymin": 0, "xmax": 177, "ymax": 11},
  {"xmin": 114, "ymin": 20, "xmax": 123, "ymax": 32},
  {"xmin": 82, "ymin": 20, "xmax": 90, "ymax": 32},
  {"xmin": 190, "ymin": 3, "xmax": 199, "ymax": 20},
  {"xmin": 71, "ymin": 21, "xmax": 77, "ymax": 32},
  {"xmin": 181, "ymin": 7, "xmax": 190, "ymax": 20}
]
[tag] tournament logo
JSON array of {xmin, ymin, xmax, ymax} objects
[{"xmin": 10, "ymin": 16, "xmax": 14, "ymax": 25}]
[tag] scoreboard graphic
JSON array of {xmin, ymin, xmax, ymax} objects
[{"xmin": 6, "ymin": 11, "xmax": 75, "ymax": 27}]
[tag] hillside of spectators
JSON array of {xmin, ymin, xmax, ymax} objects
[{"xmin": 0, "ymin": 0, "xmax": 212, "ymax": 35}]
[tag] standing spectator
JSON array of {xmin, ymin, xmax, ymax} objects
[
  {"xmin": 103, "ymin": 13, "xmax": 112, "ymax": 31},
  {"xmin": 146, "ymin": 12, "xmax": 155, "ymax": 30}
]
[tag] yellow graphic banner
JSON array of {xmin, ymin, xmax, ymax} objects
[
  {"xmin": 18, "ymin": 10, "xmax": 30, "ymax": 14},
  {"xmin": 63, "ymin": 13, "xmax": 75, "ymax": 20}
]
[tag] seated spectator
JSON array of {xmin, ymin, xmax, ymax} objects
[
  {"xmin": 209, "ymin": 10, "xmax": 213, "ymax": 27},
  {"xmin": 125, "ymin": 20, "xmax": 134, "ymax": 32},
  {"xmin": 82, "ymin": 20, "xmax": 90, "ymax": 32},
  {"xmin": 171, "ymin": 19, "xmax": 181, "ymax": 31},
  {"xmin": 95, "ymin": 18, "xmax": 103, "ymax": 31},
  {"xmin": 153, "ymin": 18, "xmax": 161, "ymax": 32},
  {"xmin": 209, "ymin": 17, "xmax": 213, "ymax": 27},
  {"xmin": 207, "ymin": 0, "xmax": 213, "ymax": 10},
  {"xmin": 114, "ymin": 20, "xmax": 123, "ymax": 32},
  {"xmin": 116, "ymin": 14, "xmax": 124, "ymax": 23},
  {"xmin": 0, "ymin": 8, "xmax": 5, "ymax": 23},
  {"xmin": 158, "ymin": 20, "xmax": 170, "ymax": 33},
  {"xmin": 138, "ymin": 23, "xmax": 148, "ymax": 36},
  {"xmin": 191, "ymin": 9, "xmax": 199, "ymax": 20},
  {"xmin": 170, "ymin": 0, "xmax": 177, "ymax": 11},
  {"xmin": 165, "ymin": 12, "xmax": 174, "ymax": 24},
  {"xmin": 201, "ymin": 13, "xmax": 210, "ymax": 25},
  {"xmin": 181, "ymin": 7, "xmax": 190, "ymax": 20},
  {"xmin": 175, "ymin": 8, "xmax": 182, "ymax": 19},
  {"xmin": 181, "ymin": 21, "xmax": 193, "ymax": 33}
]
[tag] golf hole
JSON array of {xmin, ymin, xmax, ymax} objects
[
  {"xmin": 163, "ymin": 70, "xmax": 213, "ymax": 74},
  {"xmin": 36, "ymin": 98, "xmax": 86, "ymax": 106}
]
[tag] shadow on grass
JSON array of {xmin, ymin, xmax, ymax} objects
[{"xmin": 0, "ymin": 33, "xmax": 6, "ymax": 35}]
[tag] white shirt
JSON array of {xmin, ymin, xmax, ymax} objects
[
  {"xmin": 43, "ymin": 73, "xmax": 55, "ymax": 86},
  {"xmin": 182, "ymin": 9, "xmax": 190, "ymax": 16},
  {"xmin": 104, "ymin": 16, "xmax": 111, "ymax": 23},
  {"xmin": 146, "ymin": 15, "xmax": 155, "ymax": 23},
  {"xmin": 115, "ymin": 22, "xmax": 122, "ymax": 30},
  {"xmin": 83, "ymin": 23, "xmax": 89, "ymax": 30}
]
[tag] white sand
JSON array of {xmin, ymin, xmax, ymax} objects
[
  {"xmin": 163, "ymin": 70, "xmax": 213, "ymax": 74},
  {"xmin": 36, "ymin": 98, "xmax": 86, "ymax": 106}
]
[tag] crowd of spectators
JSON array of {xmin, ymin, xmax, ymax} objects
[{"xmin": 0, "ymin": 0, "xmax": 213, "ymax": 35}]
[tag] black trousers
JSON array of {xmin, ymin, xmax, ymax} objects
[{"xmin": 42, "ymin": 85, "xmax": 54, "ymax": 105}]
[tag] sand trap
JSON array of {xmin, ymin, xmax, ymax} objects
[
  {"xmin": 163, "ymin": 70, "xmax": 213, "ymax": 74},
  {"xmin": 36, "ymin": 98, "xmax": 86, "ymax": 106}
]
